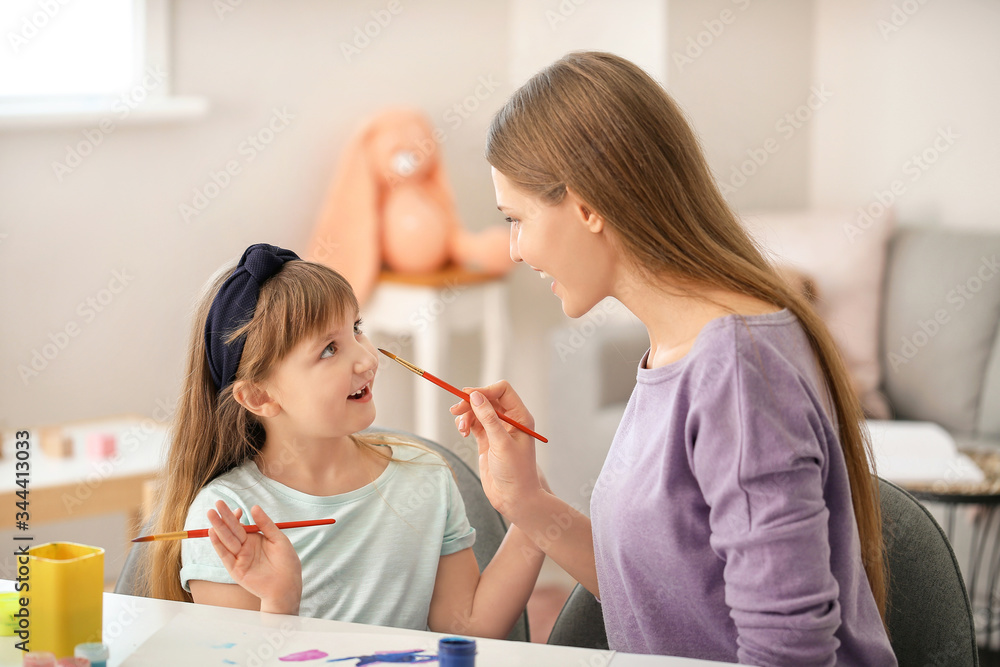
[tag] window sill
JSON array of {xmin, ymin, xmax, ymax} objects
[{"xmin": 0, "ymin": 95, "xmax": 209, "ymax": 129}]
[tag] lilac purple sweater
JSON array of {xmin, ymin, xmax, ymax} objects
[{"xmin": 591, "ymin": 309, "xmax": 896, "ymax": 666}]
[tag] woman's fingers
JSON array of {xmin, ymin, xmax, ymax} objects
[
  {"xmin": 452, "ymin": 381, "xmax": 537, "ymax": 444},
  {"xmin": 468, "ymin": 391, "xmax": 514, "ymax": 446},
  {"xmin": 465, "ymin": 381, "xmax": 535, "ymax": 429}
]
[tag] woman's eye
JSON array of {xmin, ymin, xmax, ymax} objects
[
  {"xmin": 321, "ymin": 342, "xmax": 336, "ymax": 359},
  {"xmin": 505, "ymin": 216, "xmax": 520, "ymax": 228}
]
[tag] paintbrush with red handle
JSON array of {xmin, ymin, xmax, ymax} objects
[
  {"xmin": 378, "ymin": 348, "xmax": 548, "ymax": 443},
  {"xmin": 132, "ymin": 517, "xmax": 337, "ymax": 542}
]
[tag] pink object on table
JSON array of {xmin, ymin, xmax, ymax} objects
[
  {"xmin": 85, "ymin": 432, "xmax": 116, "ymax": 459},
  {"xmin": 56, "ymin": 658, "xmax": 90, "ymax": 667}
]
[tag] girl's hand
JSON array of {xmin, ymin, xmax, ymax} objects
[
  {"xmin": 450, "ymin": 381, "xmax": 546, "ymax": 521},
  {"xmin": 207, "ymin": 500, "xmax": 302, "ymax": 614}
]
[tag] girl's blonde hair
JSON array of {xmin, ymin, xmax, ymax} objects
[
  {"xmin": 486, "ymin": 51, "xmax": 887, "ymax": 622},
  {"xmin": 144, "ymin": 257, "xmax": 429, "ymax": 602}
]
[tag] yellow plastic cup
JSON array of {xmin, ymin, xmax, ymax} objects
[{"xmin": 26, "ymin": 542, "xmax": 104, "ymax": 658}]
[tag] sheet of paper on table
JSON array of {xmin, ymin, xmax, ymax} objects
[
  {"xmin": 867, "ymin": 419, "xmax": 985, "ymax": 485},
  {"xmin": 120, "ymin": 614, "xmax": 615, "ymax": 667}
]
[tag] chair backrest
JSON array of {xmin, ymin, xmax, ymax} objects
[
  {"xmin": 114, "ymin": 427, "xmax": 529, "ymax": 641},
  {"xmin": 880, "ymin": 478, "xmax": 978, "ymax": 666},
  {"xmin": 546, "ymin": 582, "xmax": 606, "ymax": 649},
  {"xmin": 547, "ymin": 479, "xmax": 978, "ymax": 665}
]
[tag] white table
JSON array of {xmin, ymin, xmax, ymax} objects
[
  {"xmin": 364, "ymin": 268, "xmax": 509, "ymax": 443},
  {"xmin": 0, "ymin": 417, "xmax": 169, "ymax": 537},
  {"xmin": 0, "ymin": 583, "xmax": 734, "ymax": 666}
]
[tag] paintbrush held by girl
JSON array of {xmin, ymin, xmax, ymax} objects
[{"xmin": 142, "ymin": 243, "xmax": 544, "ymax": 638}]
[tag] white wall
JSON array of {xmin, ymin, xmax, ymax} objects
[
  {"xmin": 667, "ymin": 0, "xmax": 816, "ymax": 211},
  {"xmin": 810, "ymin": 0, "xmax": 1000, "ymax": 229}
]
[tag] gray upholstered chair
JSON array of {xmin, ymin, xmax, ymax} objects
[
  {"xmin": 546, "ymin": 582, "xmax": 606, "ymax": 650},
  {"xmin": 114, "ymin": 427, "xmax": 529, "ymax": 641},
  {"xmin": 880, "ymin": 478, "xmax": 978, "ymax": 666},
  {"xmin": 547, "ymin": 477, "xmax": 978, "ymax": 666}
]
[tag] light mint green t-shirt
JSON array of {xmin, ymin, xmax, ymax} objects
[{"xmin": 180, "ymin": 445, "xmax": 476, "ymax": 630}]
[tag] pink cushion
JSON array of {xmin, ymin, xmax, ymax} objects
[{"xmin": 741, "ymin": 208, "xmax": 895, "ymax": 418}]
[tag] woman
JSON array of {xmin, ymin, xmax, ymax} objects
[{"xmin": 450, "ymin": 51, "xmax": 896, "ymax": 665}]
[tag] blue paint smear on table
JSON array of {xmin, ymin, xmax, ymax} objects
[{"xmin": 280, "ymin": 648, "xmax": 438, "ymax": 664}]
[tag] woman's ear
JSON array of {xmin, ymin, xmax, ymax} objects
[
  {"xmin": 566, "ymin": 186, "xmax": 604, "ymax": 233},
  {"xmin": 232, "ymin": 380, "xmax": 280, "ymax": 418}
]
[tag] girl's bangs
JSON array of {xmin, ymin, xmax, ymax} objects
[{"xmin": 254, "ymin": 261, "xmax": 359, "ymax": 361}]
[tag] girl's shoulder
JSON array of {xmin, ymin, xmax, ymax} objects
[
  {"xmin": 185, "ymin": 461, "xmax": 262, "ymax": 527},
  {"xmin": 203, "ymin": 459, "xmax": 262, "ymax": 487},
  {"xmin": 190, "ymin": 460, "xmax": 263, "ymax": 505}
]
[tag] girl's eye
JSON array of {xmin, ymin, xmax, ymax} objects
[
  {"xmin": 504, "ymin": 216, "xmax": 519, "ymax": 227},
  {"xmin": 321, "ymin": 319, "xmax": 363, "ymax": 359}
]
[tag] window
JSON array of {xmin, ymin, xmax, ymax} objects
[
  {"xmin": 2, "ymin": 0, "xmax": 137, "ymax": 98},
  {"xmin": 0, "ymin": 0, "xmax": 205, "ymax": 125}
]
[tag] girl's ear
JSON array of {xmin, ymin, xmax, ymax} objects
[{"xmin": 232, "ymin": 380, "xmax": 280, "ymax": 418}]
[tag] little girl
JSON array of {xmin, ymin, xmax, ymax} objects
[{"xmin": 145, "ymin": 243, "xmax": 544, "ymax": 638}]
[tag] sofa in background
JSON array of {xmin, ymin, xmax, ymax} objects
[{"xmin": 881, "ymin": 227, "xmax": 1000, "ymax": 451}]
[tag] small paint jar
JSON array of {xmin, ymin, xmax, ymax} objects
[
  {"xmin": 75, "ymin": 642, "xmax": 109, "ymax": 667},
  {"xmin": 438, "ymin": 636, "xmax": 476, "ymax": 666},
  {"xmin": 0, "ymin": 591, "xmax": 20, "ymax": 636},
  {"xmin": 23, "ymin": 653, "xmax": 57, "ymax": 667},
  {"xmin": 56, "ymin": 658, "xmax": 89, "ymax": 667}
]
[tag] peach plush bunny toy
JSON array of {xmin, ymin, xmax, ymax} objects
[{"xmin": 306, "ymin": 108, "xmax": 513, "ymax": 305}]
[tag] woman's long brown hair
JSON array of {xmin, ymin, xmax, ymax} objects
[
  {"xmin": 486, "ymin": 51, "xmax": 887, "ymax": 622},
  {"xmin": 142, "ymin": 259, "xmax": 433, "ymax": 602}
]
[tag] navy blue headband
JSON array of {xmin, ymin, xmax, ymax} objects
[{"xmin": 204, "ymin": 243, "xmax": 300, "ymax": 391}]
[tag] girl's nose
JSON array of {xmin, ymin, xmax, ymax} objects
[
  {"xmin": 357, "ymin": 350, "xmax": 378, "ymax": 374},
  {"xmin": 509, "ymin": 224, "xmax": 522, "ymax": 263},
  {"xmin": 355, "ymin": 345, "xmax": 378, "ymax": 374}
]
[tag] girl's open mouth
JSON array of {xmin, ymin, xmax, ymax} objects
[{"xmin": 348, "ymin": 384, "xmax": 371, "ymax": 401}]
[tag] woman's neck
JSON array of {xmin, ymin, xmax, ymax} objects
[
  {"xmin": 614, "ymin": 269, "xmax": 780, "ymax": 369},
  {"xmin": 254, "ymin": 428, "xmax": 387, "ymax": 497}
]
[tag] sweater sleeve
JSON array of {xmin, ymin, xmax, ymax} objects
[{"xmin": 688, "ymin": 329, "xmax": 843, "ymax": 666}]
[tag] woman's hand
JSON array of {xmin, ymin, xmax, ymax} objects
[
  {"xmin": 207, "ymin": 500, "xmax": 302, "ymax": 615},
  {"xmin": 451, "ymin": 380, "xmax": 546, "ymax": 521}
]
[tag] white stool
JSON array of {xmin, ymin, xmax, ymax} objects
[{"xmin": 363, "ymin": 267, "xmax": 509, "ymax": 443}]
